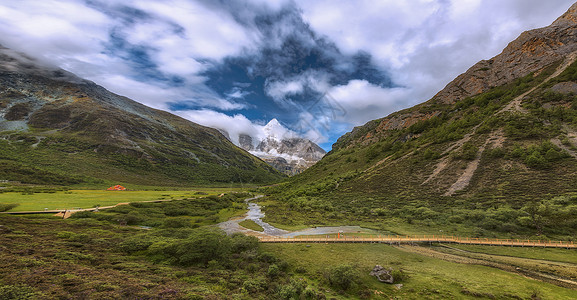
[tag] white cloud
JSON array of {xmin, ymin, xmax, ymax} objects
[
  {"xmin": 0, "ymin": 0, "xmax": 252, "ymax": 113},
  {"xmin": 176, "ymin": 110, "xmax": 302, "ymax": 148},
  {"xmin": 131, "ymin": 0, "xmax": 258, "ymax": 60},
  {"xmin": 328, "ymin": 80, "xmax": 410, "ymax": 125},
  {"xmin": 176, "ymin": 110, "xmax": 264, "ymax": 146},
  {"xmin": 264, "ymin": 71, "xmax": 331, "ymax": 105}
]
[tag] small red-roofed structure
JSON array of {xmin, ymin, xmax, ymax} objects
[{"xmin": 107, "ymin": 185, "xmax": 126, "ymax": 191}]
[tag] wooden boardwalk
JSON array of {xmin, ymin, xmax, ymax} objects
[{"xmin": 259, "ymin": 235, "xmax": 577, "ymax": 249}]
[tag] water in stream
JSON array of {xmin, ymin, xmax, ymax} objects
[{"xmin": 218, "ymin": 196, "xmax": 384, "ymax": 237}]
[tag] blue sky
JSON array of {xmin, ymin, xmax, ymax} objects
[{"xmin": 0, "ymin": 0, "xmax": 574, "ymax": 150}]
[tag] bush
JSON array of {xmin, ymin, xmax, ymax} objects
[
  {"xmin": 242, "ymin": 277, "xmax": 267, "ymax": 293},
  {"xmin": 169, "ymin": 228, "xmax": 232, "ymax": 266},
  {"xmin": 230, "ymin": 233, "xmax": 259, "ymax": 253},
  {"xmin": 325, "ymin": 264, "xmax": 357, "ymax": 291},
  {"xmin": 391, "ymin": 269, "xmax": 409, "ymax": 283},
  {"xmin": 162, "ymin": 217, "xmax": 192, "ymax": 228},
  {"xmin": 0, "ymin": 203, "xmax": 19, "ymax": 212},
  {"xmin": 267, "ymin": 264, "xmax": 280, "ymax": 278},
  {"xmin": 0, "ymin": 284, "xmax": 38, "ymax": 300},
  {"xmin": 118, "ymin": 234, "xmax": 160, "ymax": 253}
]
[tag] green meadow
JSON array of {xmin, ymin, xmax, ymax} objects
[
  {"xmin": 0, "ymin": 188, "xmax": 236, "ymax": 211},
  {"xmin": 264, "ymin": 243, "xmax": 577, "ymax": 299}
]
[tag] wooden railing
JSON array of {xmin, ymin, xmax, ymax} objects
[{"xmin": 258, "ymin": 235, "xmax": 576, "ymax": 248}]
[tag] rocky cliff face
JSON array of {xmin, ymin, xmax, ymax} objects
[
  {"xmin": 251, "ymin": 136, "xmax": 326, "ymax": 175},
  {"xmin": 0, "ymin": 45, "xmax": 284, "ymax": 185},
  {"xmin": 226, "ymin": 119, "xmax": 326, "ymax": 175},
  {"xmin": 334, "ymin": 3, "xmax": 577, "ymax": 150}
]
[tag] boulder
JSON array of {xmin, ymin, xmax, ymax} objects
[{"xmin": 369, "ymin": 265, "xmax": 394, "ymax": 284}]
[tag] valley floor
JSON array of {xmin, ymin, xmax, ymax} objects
[{"xmin": 1, "ymin": 192, "xmax": 576, "ymax": 299}]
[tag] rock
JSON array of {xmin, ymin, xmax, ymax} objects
[
  {"xmin": 394, "ymin": 284, "xmax": 403, "ymax": 290},
  {"xmin": 369, "ymin": 265, "xmax": 394, "ymax": 284},
  {"xmin": 551, "ymin": 82, "xmax": 577, "ymax": 94}
]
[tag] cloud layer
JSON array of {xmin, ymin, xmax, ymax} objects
[{"xmin": 0, "ymin": 0, "xmax": 574, "ymax": 149}]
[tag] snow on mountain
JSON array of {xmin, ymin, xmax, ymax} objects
[{"xmin": 221, "ymin": 119, "xmax": 326, "ymax": 175}]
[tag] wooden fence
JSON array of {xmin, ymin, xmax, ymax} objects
[{"xmin": 258, "ymin": 235, "xmax": 576, "ymax": 248}]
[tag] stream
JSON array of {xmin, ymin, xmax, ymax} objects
[{"xmin": 218, "ymin": 195, "xmax": 382, "ymax": 237}]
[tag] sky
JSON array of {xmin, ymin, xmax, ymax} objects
[{"xmin": 0, "ymin": 0, "xmax": 574, "ymax": 150}]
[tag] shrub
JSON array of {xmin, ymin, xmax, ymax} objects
[
  {"xmin": 169, "ymin": 228, "xmax": 232, "ymax": 266},
  {"xmin": 162, "ymin": 217, "xmax": 192, "ymax": 228},
  {"xmin": 0, "ymin": 203, "xmax": 19, "ymax": 212},
  {"xmin": 118, "ymin": 234, "xmax": 159, "ymax": 253},
  {"xmin": 242, "ymin": 278, "xmax": 267, "ymax": 293},
  {"xmin": 0, "ymin": 284, "xmax": 38, "ymax": 300},
  {"xmin": 325, "ymin": 264, "xmax": 357, "ymax": 291},
  {"xmin": 267, "ymin": 264, "xmax": 280, "ymax": 278},
  {"xmin": 230, "ymin": 233, "xmax": 259, "ymax": 253}
]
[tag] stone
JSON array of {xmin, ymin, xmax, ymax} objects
[{"xmin": 369, "ymin": 265, "xmax": 394, "ymax": 284}]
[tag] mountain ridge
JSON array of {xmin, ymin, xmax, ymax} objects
[{"xmin": 0, "ymin": 46, "xmax": 284, "ymax": 186}]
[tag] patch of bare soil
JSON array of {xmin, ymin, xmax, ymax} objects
[
  {"xmin": 444, "ymin": 129, "xmax": 504, "ymax": 196},
  {"xmin": 423, "ymin": 125, "xmax": 481, "ymax": 185}
]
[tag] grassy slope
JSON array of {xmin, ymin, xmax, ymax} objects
[{"xmin": 0, "ymin": 132, "xmax": 285, "ymax": 187}]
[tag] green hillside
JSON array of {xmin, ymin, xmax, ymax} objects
[
  {"xmin": 0, "ymin": 50, "xmax": 284, "ymax": 187},
  {"xmin": 261, "ymin": 13, "xmax": 577, "ymax": 239}
]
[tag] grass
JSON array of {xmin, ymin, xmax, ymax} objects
[
  {"xmin": 444, "ymin": 243, "xmax": 577, "ymax": 264},
  {"xmin": 238, "ymin": 219, "xmax": 264, "ymax": 232},
  {"xmin": 264, "ymin": 243, "xmax": 577, "ymax": 299},
  {"xmin": 0, "ymin": 189, "xmax": 230, "ymax": 211}
]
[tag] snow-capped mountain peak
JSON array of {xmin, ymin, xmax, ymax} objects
[
  {"xmin": 221, "ymin": 119, "xmax": 326, "ymax": 175},
  {"xmin": 263, "ymin": 118, "xmax": 295, "ymax": 141}
]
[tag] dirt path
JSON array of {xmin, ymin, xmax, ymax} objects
[
  {"xmin": 443, "ymin": 139, "xmax": 489, "ymax": 196},
  {"xmin": 2, "ymin": 197, "xmax": 188, "ymax": 219},
  {"xmin": 552, "ymin": 138, "xmax": 577, "ymax": 160}
]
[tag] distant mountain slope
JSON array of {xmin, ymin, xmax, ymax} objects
[
  {"xmin": 266, "ymin": 2, "xmax": 577, "ymax": 238},
  {"xmin": 0, "ymin": 46, "xmax": 284, "ymax": 186}
]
